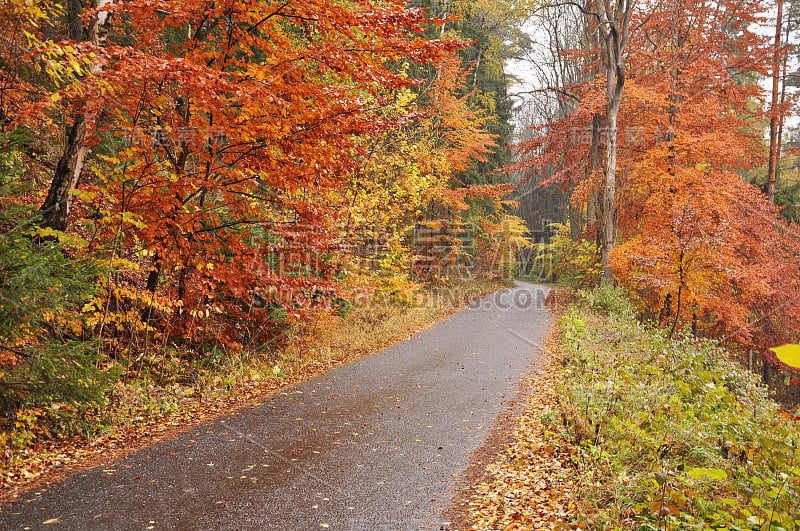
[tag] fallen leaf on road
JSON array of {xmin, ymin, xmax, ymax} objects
[{"xmin": 466, "ymin": 322, "xmax": 577, "ymax": 530}]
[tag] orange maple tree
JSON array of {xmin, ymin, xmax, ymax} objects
[
  {"xmin": 9, "ymin": 0, "xmax": 495, "ymax": 347},
  {"xmin": 515, "ymin": 0, "xmax": 800, "ymax": 355}
]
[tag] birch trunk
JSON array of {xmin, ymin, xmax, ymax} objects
[
  {"xmin": 39, "ymin": 0, "xmax": 112, "ymax": 231},
  {"xmin": 598, "ymin": 0, "xmax": 632, "ymax": 283}
]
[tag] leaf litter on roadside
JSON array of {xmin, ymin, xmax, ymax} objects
[{"xmin": 467, "ymin": 327, "xmax": 578, "ymax": 530}]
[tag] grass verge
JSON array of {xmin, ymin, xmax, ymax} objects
[{"xmin": 469, "ymin": 286, "xmax": 800, "ymax": 530}]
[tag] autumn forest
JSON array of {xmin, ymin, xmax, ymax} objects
[{"xmin": 2, "ymin": 0, "xmax": 800, "ymax": 506}]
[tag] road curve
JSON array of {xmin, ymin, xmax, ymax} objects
[{"xmin": 0, "ymin": 282, "xmax": 551, "ymax": 531}]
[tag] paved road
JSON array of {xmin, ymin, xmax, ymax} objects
[{"xmin": 0, "ymin": 282, "xmax": 551, "ymax": 531}]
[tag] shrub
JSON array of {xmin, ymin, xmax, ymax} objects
[
  {"xmin": 535, "ymin": 222, "xmax": 600, "ymax": 287},
  {"xmin": 0, "ymin": 236, "xmax": 114, "ymax": 436},
  {"xmin": 557, "ymin": 296, "xmax": 800, "ymax": 529},
  {"xmin": 578, "ymin": 283, "xmax": 633, "ymax": 315}
]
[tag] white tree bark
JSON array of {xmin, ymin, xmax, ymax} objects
[
  {"xmin": 597, "ymin": 0, "xmax": 633, "ymax": 282},
  {"xmin": 40, "ymin": 0, "xmax": 112, "ymax": 231}
]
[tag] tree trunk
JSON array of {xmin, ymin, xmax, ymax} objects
[
  {"xmin": 40, "ymin": 114, "xmax": 88, "ymax": 231},
  {"xmin": 146, "ymin": 255, "xmax": 163, "ymax": 293},
  {"xmin": 473, "ymin": 48, "xmax": 484, "ymax": 88},
  {"xmin": 600, "ymin": 110, "xmax": 618, "ymax": 281},
  {"xmin": 38, "ymin": 0, "xmax": 112, "ymax": 231},
  {"xmin": 600, "ymin": 51, "xmax": 624, "ymax": 282},
  {"xmin": 766, "ymin": 0, "xmax": 784, "ymax": 204},
  {"xmin": 588, "ymin": 113, "xmax": 602, "ymax": 234},
  {"xmin": 763, "ymin": 360, "xmax": 773, "ymax": 386},
  {"xmin": 67, "ymin": 0, "xmax": 84, "ymax": 41},
  {"xmin": 776, "ymin": 17, "xmax": 790, "ymax": 182},
  {"xmin": 586, "ymin": 5, "xmax": 604, "ymax": 243},
  {"xmin": 597, "ymin": 0, "xmax": 632, "ymax": 284},
  {"xmin": 439, "ymin": 0, "xmax": 450, "ymax": 36},
  {"xmin": 569, "ymin": 193, "xmax": 582, "ymax": 240}
]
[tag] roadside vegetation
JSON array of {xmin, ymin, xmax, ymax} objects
[
  {"xmin": 469, "ymin": 286, "xmax": 800, "ymax": 530},
  {"xmin": 471, "ymin": 0, "xmax": 800, "ymax": 525}
]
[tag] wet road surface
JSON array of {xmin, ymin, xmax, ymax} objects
[{"xmin": 0, "ymin": 282, "xmax": 551, "ymax": 530}]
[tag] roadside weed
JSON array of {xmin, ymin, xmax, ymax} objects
[{"xmin": 557, "ymin": 289, "xmax": 800, "ymax": 530}]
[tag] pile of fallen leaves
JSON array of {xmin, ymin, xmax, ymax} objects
[{"xmin": 466, "ymin": 328, "xmax": 579, "ymax": 530}]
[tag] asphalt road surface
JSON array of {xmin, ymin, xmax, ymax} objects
[{"xmin": 0, "ymin": 281, "xmax": 551, "ymax": 531}]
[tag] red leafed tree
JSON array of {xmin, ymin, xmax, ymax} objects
[
  {"xmin": 515, "ymin": 0, "xmax": 800, "ymax": 353},
  {"xmin": 611, "ymin": 0, "xmax": 800, "ymax": 352},
  {"xmin": 35, "ymin": 0, "xmax": 467, "ymax": 345}
]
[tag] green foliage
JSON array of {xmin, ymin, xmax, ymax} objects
[
  {"xmin": 535, "ymin": 222, "xmax": 600, "ymax": 287},
  {"xmin": 1, "ymin": 342, "xmax": 115, "ymax": 430},
  {"xmin": 0, "ymin": 131, "xmax": 27, "ymax": 182},
  {"xmin": 774, "ymin": 177, "xmax": 800, "ymax": 225},
  {"xmin": 0, "ymin": 236, "xmax": 93, "ymax": 340},
  {"xmin": 0, "ymin": 235, "xmax": 114, "ymax": 434},
  {"xmin": 578, "ymin": 283, "xmax": 633, "ymax": 315},
  {"xmin": 556, "ymin": 298, "xmax": 800, "ymax": 530},
  {"xmin": 745, "ymin": 165, "xmax": 800, "ymax": 225}
]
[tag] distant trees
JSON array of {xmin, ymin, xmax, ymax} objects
[{"xmin": 513, "ymin": 0, "xmax": 800, "ymax": 356}]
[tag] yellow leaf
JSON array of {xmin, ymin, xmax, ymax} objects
[
  {"xmin": 770, "ymin": 344, "xmax": 800, "ymax": 369},
  {"xmin": 685, "ymin": 466, "xmax": 727, "ymax": 481}
]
